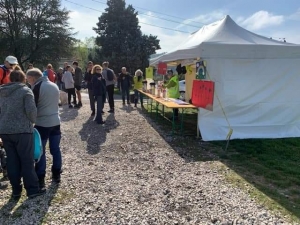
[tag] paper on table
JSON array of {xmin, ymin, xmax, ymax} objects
[{"xmin": 171, "ymin": 99, "xmax": 189, "ymax": 105}]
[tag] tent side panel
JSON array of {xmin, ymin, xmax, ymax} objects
[{"xmin": 199, "ymin": 58, "xmax": 300, "ymax": 141}]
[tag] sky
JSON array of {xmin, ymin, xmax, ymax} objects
[{"xmin": 62, "ymin": 0, "xmax": 300, "ymax": 53}]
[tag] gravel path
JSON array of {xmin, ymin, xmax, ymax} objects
[{"xmin": 0, "ymin": 93, "xmax": 296, "ymax": 224}]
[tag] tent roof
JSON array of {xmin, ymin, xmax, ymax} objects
[{"xmin": 150, "ymin": 15, "xmax": 300, "ymax": 65}]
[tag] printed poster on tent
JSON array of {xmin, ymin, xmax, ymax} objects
[{"xmin": 191, "ymin": 80, "xmax": 214, "ymax": 111}]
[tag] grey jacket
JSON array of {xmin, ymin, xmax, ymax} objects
[
  {"xmin": 0, "ymin": 83, "xmax": 36, "ymax": 134},
  {"xmin": 32, "ymin": 76, "xmax": 60, "ymax": 127}
]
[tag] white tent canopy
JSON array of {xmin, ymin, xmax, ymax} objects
[{"xmin": 151, "ymin": 15, "xmax": 300, "ymax": 141}]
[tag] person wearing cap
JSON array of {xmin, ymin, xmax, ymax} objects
[
  {"xmin": 0, "ymin": 56, "xmax": 18, "ymax": 85},
  {"xmin": 163, "ymin": 69, "xmax": 180, "ymax": 120}
]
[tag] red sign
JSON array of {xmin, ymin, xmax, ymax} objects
[
  {"xmin": 157, "ymin": 62, "xmax": 167, "ymax": 75},
  {"xmin": 191, "ymin": 80, "xmax": 215, "ymax": 111}
]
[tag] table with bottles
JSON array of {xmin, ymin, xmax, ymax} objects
[{"xmin": 137, "ymin": 89, "xmax": 198, "ymax": 136}]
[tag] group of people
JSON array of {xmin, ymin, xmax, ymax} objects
[
  {"xmin": 0, "ymin": 56, "xmax": 62, "ymax": 199},
  {"xmin": 0, "ymin": 54, "xmax": 180, "ymax": 199},
  {"xmin": 83, "ymin": 61, "xmax": 144, "ymax": 124}
]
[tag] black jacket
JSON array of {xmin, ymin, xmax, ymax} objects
[
  {"xmin": 119, "ymin": 72, "xmax": 132, "ymax": 89},
  {"xmin": 92, "ymin": 73, "xmax": 106, "ymax": 96},
  {"xmin": 84, "ymin": 71, "xmax": 93, "ymax": 90}
]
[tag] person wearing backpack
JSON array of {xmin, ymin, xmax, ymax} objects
[
  {"xmin": 102, "ymin": 61, "xmax": 116, "ymax": 113},
  {"xmin": 0, "ymin": 56, "xmax": 19, "ymax": 85},
  {"xmin": 0, "ymin": 70, "xmax": 45, "ymax": 199}
]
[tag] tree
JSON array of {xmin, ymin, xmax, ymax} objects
[
  {"xmin": 93, "ymin": 0, "xmax": 160, "ymax": 74},
  {"xmin": 0, "ymin": 0, "xmax": 75, "ymax": 69},
  {"xmin": 72, "ymin": 37, "xmax": 100, "ymax": 70}
]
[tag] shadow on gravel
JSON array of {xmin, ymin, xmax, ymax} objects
[
  {"xmin": 120, "ymin": 104, "xmax": 134, "ymax": 113},
  {"xmin": 59, "ymin": 105, "xmax": 79, "ymax": 122},
  {"xmin": 0, "ymin": 183, "xmax": 59, "ymax": 224},
  {"xmin": 135, "ymin": 106, "xmax": 214, "ymax": 163},
  {"xmin": 79, "ymin": 118, "xmax": 106, "ymax": 154},
  {"xmin": 104, "ymin": 113, "xmax": 120, "ymax": 132}
]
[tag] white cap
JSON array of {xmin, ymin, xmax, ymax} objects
[{"xmin": 5, "ymin": 56, "xmax": 18, "ymax": 65}]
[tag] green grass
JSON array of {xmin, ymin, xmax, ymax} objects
[
  {"xmin": 211, "ymin": 138, "xmax": 300, "ymax": 219},
  {"xmin": 142, "ymin": 101, "xmax": 300, "ymax": 222}
]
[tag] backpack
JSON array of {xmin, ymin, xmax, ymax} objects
[
  {"xmin": 106, "ymin": 69, "xmax": 114, "ymax": 81},
  {"xmin": 0, "ymin": 65, "xmax": 8, "ymax": 85},
  {"xmin": 33, "ymin": 128, "xmax": 43, "ymax": 162}
]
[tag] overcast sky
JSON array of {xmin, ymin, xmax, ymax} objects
[{"xmin": 62, "ymin": 0, "xmax": 300, "ymax": 53}]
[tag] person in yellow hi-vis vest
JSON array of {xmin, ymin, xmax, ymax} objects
[
  {"xmin": 133, "ymin": 69, "xmax": 143, "ymax": 107},
  {"xmin": 163, "ymin": 69, "xmax": 180, "ymax": 120}
]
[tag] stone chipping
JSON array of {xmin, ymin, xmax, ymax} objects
[{"xmin": 0, "ymin": 93, "xmax": 297, "ymax": 225}]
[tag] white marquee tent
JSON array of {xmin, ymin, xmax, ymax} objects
[{"xmin": 150, "ymin": 15, "xmax": 300, "ymax": 141}]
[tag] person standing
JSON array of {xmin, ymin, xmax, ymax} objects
[
  {"xmin": 84, "ymin": 61, "xmax": 96, "ymax": 116},
  {"xmin": 163, "ymin": 69, "xmax": 180, "ymax": 120},
  {"xmin": 119, "ymin": 67, "xmax": 132, "ymax": 105},
  {"xmin": 72, "ymin": 61, "xmax": 83, "ymax": 108},
  {"xmin": 0, "ymin": 70, "xmax": 45, "ymax": 199},
  {"xmin": 26, "ymin": 68, "xmax": 62, "ymax": 189},
  {"xmin": 26, "ymin": 63, "xmax": 33, "ymax": 72},
  {"xmin": 133, "ymin": 69, "xmax": 143, "ymax": 107},
  {"xmin": 61, "ymin": 62, "xmax": 69, "ymax": 91},
  {"xmin": 102, "ymin": 61, "xmax": 116, "ymax": 113},
  {"xmin": 91, "ymin": 65, "xmax": 106, "ymax": 125},
  {"xmin": 44, "ymin": 64, "xmax": 56, "ymax": 83},
  {"xmin": 55, "ymin": 67, "xmax": 63, "ymax": 90},
  {"xmin": 0, "ymin": 55, "xmax": 18, "ymax": 85},
  {"xmin": 62, "ymin": 65, "xmax": 76, "ymax": 108}
]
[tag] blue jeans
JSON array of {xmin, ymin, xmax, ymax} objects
[
  {"xmin": 121, "ymin": 87, "xmax": 130, "ymax": 103},
  {"xmin": 34, "ymin": 125, "xmax": 62, "ymax": 178},
  {"xmin": 134, "ymin": 89, "xmax": 143, "ymax": 104}
]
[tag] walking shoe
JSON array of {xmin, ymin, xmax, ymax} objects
[
  {"xmin": 69, "ymin": 104, "xmax": 73, "ymax": 108},
  {"xmin": 52, "ymin": 168, "xmax": 62, "ymax": 184},
  {"xmin": 74, "ymin": 104, "xmax": 80, "ymax": 108},
  {"xmin": 28, "ymin": 189, "xmax": 46, "ymax": 199},
  {"xmin": 108, "ymin": 109, "xmax": 114, "ymax": 113},
  {"xmin": 97, "ymin": 121, "xmax": 105, "ymax": 125},
  {"xmin": 91, "ymin": 111, "xmax": 95, "ymax": 116},
  {"xmin": 52, "ymin": 174, "xmax": 61, "ymax": 183},
  {"xmin": 78, "ymin": 102, "xmax": 82, "ymax": 107}
]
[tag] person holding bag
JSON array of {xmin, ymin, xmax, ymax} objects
[{"xmin": 0, "ymin": 70, "xmax": 45, "ymax": 199}]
